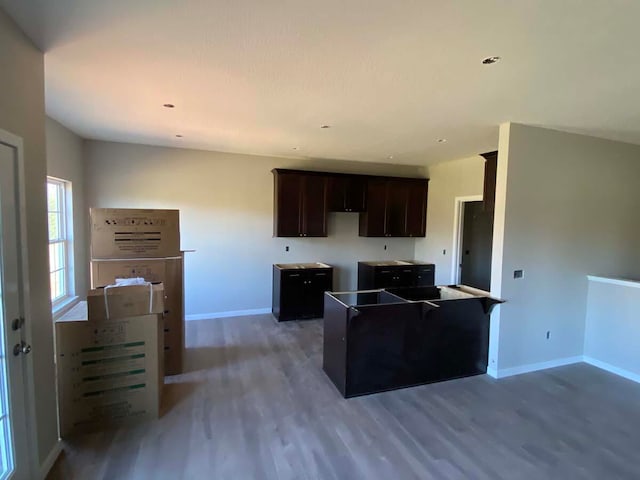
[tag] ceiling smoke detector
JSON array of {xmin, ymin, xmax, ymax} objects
[
  {"xmin": 163, "ymin": 103, "xmax": 175, "ymax": 108},
  {"xmin": 320, "ymin": 125, "xmax": 331, "ymax": 129},
  {"xmin": 437, "ymin": 138, "xmax": 447, "ymax": 143},
  {"xmin": 482, "ymin": 56, "xmax": 501, "ymax": 65},
  {"xmin": 175, "ymin": 134, "xmax": 183, "ymax": 138}
]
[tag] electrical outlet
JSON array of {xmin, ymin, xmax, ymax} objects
[
  {"xmin": 384, "ymin": 245, "xmax": 387, "ymax": 250},
  {"xmin": 442, "ymin": 249, "xmax": 446, "ymax": 255},
  {"xmin": 546, "ymin": 331, "xmax": 550, "ymax": 339},
  {"xmin": 285, "ymin": 246, "xmax": 289, "ymax": 252}
]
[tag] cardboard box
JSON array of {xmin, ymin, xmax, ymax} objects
[
  {"xmin": 90, "ymin": 258, "xmax": 184, "ymax": 375},
  {"xmin": 87, "ymin": 283, "xmax": 165, "ymax": 322},
  {"xmin": 56, "ymin": 313, "xmax": 163, "ymax": 437},
  {"xmin": 90, "ymin": 208, "xmax": 180, "ymax": 259}
]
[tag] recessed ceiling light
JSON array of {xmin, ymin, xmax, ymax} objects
[
  {"xmin": 163, "ymin": 103, "xmax": 175, "ymax": 108},
  {"xmin": 292, "ymin": 147, "xmax": 300, "ymax": 150},
  {"xmin": 175, "ymin": 134, "xmax": 183, "ymax": 138},
  {"xmin": 387, "ymin": 155, "xmax": 394, "ymax": 160},
  {"xmin": 482, "ymin": 56, "xmax": 501, "ymax": 65},
  {"xmin": 320, "ymin": 125, "xmax": 331, "ymax": 129},
  {"xmin": 437, "ymin": 138, "xmax": 447, "ymax": 143}
]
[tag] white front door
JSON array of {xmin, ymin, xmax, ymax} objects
[{"xmin": 0, "ymin": 139, "xmax": 32, "ymax": 479}]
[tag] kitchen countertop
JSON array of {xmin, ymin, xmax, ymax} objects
[
  {"xmin": 358, "ymin": 260, "xmax": 433, "ymax": 267},
  {"xmin": 274, "ymin": 262, "xmax": 332, "ymax": 270}
]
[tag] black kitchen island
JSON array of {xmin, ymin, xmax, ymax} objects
[{"xmin": 322, "ymin": 285, "xmax": 502, "ymax": 398}]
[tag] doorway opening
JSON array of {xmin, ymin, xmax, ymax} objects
[{"xmin": 452, "ymin": 196, "xmax": 494, "ymax": 291}]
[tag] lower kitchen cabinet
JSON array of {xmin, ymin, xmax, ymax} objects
[
  {"xmin": 357, "ymin": 261, "xmax": 435, "ymax": 289},
  {"xmin": 272, "ymin": 263, "xmax": 334, "ymax": 321}
]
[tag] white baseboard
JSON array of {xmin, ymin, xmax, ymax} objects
[
  {"xmin": 491, "ymin": 356, "xmax": 583, "ymax": 379},
  {"xmin": 583, "ymin": 356, "xmax": 640, "ymax": 384},
  {"xmin": 186, "ymin": 308, "xmax": 271, "ymax": 321},
  {"xmin": 38, "ymin": 439, "xmax": 62, "ymax": 480}
]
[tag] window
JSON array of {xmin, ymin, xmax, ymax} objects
[{"xmin": 47, "ymin": 177, "xmax": 74, "ymax": 306}]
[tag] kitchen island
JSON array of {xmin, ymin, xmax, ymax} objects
[{"xmin": 323, "ymin": 285, "xmax": 502, "ymax": 397}]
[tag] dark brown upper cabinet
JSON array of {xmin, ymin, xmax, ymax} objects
[
  {"xmin": 359, "ymin": 177, "xmax": 428, "ymax": 237},
  {"xmin": 327, "ymin": 174, "xmax": 367, "ymax": 212},
  {"xmin": 273, "ymin": 169, "xmax": 328, "ymax": 237},
  {"xmin": 481, "ymin": 151, "xmax": 498, "ymax": 213}
]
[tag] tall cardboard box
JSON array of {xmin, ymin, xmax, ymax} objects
[
  {"xmin": 90, "ymin": 208, "xmax": 180, "ymax": 259},
  {"xmin": 90, "ymin": 257, "xmax": 184, "ymax": 375},
  {"xmin": 56, "ymin": 285, "xmax": 165, "ymax": 437}
]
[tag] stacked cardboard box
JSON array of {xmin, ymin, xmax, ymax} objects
[
  {"xmin": 56, "ymin": 284, "xmax": 164, "ymax": 436},
  {"xmin": 89, "ymin": 208, "xmax": 184, "ymax": 375}
]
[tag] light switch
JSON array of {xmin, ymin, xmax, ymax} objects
[{"xmin": 513, "ymin": 269, "xmax": 524, "ymax": 279}]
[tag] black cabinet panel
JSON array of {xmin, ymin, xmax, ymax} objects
[
  {"xmin": 272, "ymin": 265, "xmax": 334, "ymax": 321},
  {"xmin": 359, "ymin": 177, "xmax": 428, "ymax": 237},
  {"xmin": 385, "ymin": 180, "xmax": 408, "ymax": 236},
  {"xmin": 327, "ymin": 175, "xmax": 367, "ymax": 212},
  {"xmin": 357, "ymin": 262, "xmax": 436, "ymax": 290},
  {"xmin": 302, "ymin": 175, "xmax": 328, "ymax": 236},
  {"xmin": 274, "ymin": 169, "xmax": 428, "ymax": 239},
  {"xmin": 415, "ymin": 265, "xmax": 435, "ymax": 287},
  {"xmin": 359, "ymin": 178, "xmax": 387, "ymax": 236},
  {"xmin": 273, "ymin": 170, "xmax": 327, "ymax": 237},
  {"xmin": 274, "ymin": 172, "xmax": 302, "ymax": 237},
  {"xmin": 406, "ymin": 181, "xmax": 428, "ymax": 237}
]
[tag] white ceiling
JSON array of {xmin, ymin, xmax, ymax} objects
[{"xmin": 2, "ymin": 0, "xmax": 640, "ymax": 166}]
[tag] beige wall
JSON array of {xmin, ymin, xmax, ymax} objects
[
  {"xmin": 415, "ymin": 156, "xmax": 486, "ymax": 284},
  {"xmin": 46, "ymin": 117, "xmax": 88, "ymax": 299},
  {"xmin": 84, "ymin": 141, "xmax": 424, "ymax": 317},
  {"xmin": 0, "ymin": 7, "xmax": 58, "ymax": 472},
  {"xmin": 490, "ymin": 123, "xmax": 640, "ymax": 375}
]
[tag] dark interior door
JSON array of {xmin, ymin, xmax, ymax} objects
[{"xmin": 460, "ymin": 201, "xmax": 493, "ymax": 291}]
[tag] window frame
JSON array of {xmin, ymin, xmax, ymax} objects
[{"xmin": 46, "ymin": 176, "xmax": 75, "ymax": 310}]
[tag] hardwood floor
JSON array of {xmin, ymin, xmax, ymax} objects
[{"xmin": 47, "ymin": 314, "xmax": 640, "ymax": 479}]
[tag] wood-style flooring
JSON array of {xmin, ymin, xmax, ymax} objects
[{"xmin": 47, "ymin": 314, "xmax": 640, "ymax": 479}]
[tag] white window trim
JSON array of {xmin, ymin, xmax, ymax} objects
[{"xmin": 47, "ymin": 176, "xmax": 78, "ymax": 317}]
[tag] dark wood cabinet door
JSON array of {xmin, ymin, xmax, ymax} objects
[
  {"xmin": 306, "ymin": 270, "xmax": 332, "ymax": 317},
  {"xmin": 386, "ymin": 180, "xmax": 409, "ymax": 236},
  {"xmin": 405, "ymin": 180, "xmax": 428, "ymax": 237},
  {"xmin": 397, "ymin": 267, "xmax": 416, "ymax": 286},
  {"xmin": 327, "ymin": 176, "xmax": 347, "ymax": 211},
  {"xmin": 328, "ymin": 175, "xmax": 367, "ymax": 212},
  {"xmin": 344, "ymin": 176, "xmax": 367, "ymax": 212},
  {"xmin": 374, "ymin": 269, "xmax": 394, "ymax": 288},
  {"xmin": 415, "ymin": 265, "xmax": 435, "ymax": 286},
  {"xmin": 281, "ymin": 272, "xmax": 306, "ymax": 319},
  {"xmin": 301, "ymin": 175, "xmax": 327, "ymax": 236},
  {"xmin": 359, "ymin": 178, "xmax": 387, "ymax": 236},
  {"xmin": 273, "ymin": 171, "xmax": 302, "ymax": 237}
]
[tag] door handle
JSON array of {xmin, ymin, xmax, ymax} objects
[
  {"xmin": 11, "ymin": 317, "xmax": 24, "ymax": 331},
  {"xmin": 13, "ymin": 341, "xmax": 31, "ymax": 356}
]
